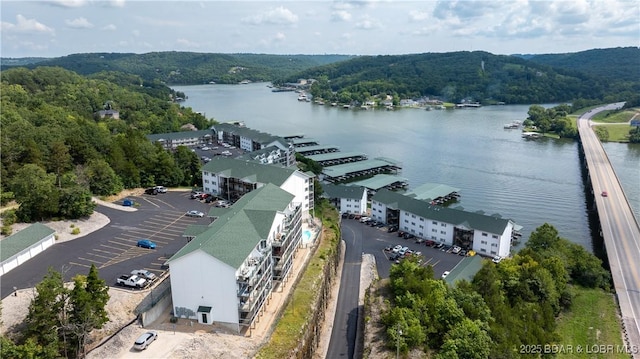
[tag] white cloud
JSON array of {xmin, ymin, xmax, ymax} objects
[
  {"xmin": 331, "ymin": 10, "xmax": 352, "ymax": 22},
  {"xmin": 102, "ymin": 24, "xmax": 117, "ymax": 31},
  {"xmin": 242, "ymin": 6, "xmax": 299, "ymax": 25},
  {"xmin": 48, "ymin": 0, "xmax": 87, "ymax": 8},
  {"xmin": 354, "ymin": 15, "xmax": 381, "ymax": 30},
  {"xmin": 274, "ymin": 32, "xmax": 286, "ymax": 42},
  {"xmin": 65, "ymin": 17, "xmax": 94, "ymax": 29},
  {"xmin": 408, "ymin": 10, "xmax": 430, "ymax": 22},
  {"xmin": 1, "ymin": 15, "xmax": 55, "ymax": 35},
  {"xmin": 175, "ymin": 38, "xmax": 200, "ymax": 48},
  {"xmin": 108, "ymin": 0, "xmax": 126, "ymax": 8}
]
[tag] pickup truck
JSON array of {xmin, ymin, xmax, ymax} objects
[{"xmin": 116, "ymin": 275, "xmax": 146, "ymax": 288}]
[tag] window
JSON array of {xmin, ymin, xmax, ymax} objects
[
  {"xmin": 411, "ymin": 222, "xmax": 415, "ymax": 226},
  {"xmin": 481, "ymin": 240, "xmax": 487, "ymax": 245},
  {"xmin": 491, "ymin": 243, "xmax": 498, "ymax": 247},
  {"xmin": 405, "ymin": 219, "xmax": 409, "ymax": 223},
  {"xmin": 492, "ymin": 235, "xmax": 499, "ymax": 239},
  {"xmin": 432, "ymin": 229, "xmax": 437, "ymax": 233},
  {"xmin": 419, "ymin": 225, "xmax": 423, "ymax": 229},
  {"xmin": 432, "ymin": 221, "xmax": 437, "ymax": 225},
  {"xmin": 482, "ymin": 233, "xmax": 488, "ymax": 237},
  {"xmin": 411, "ymin": 214, "xmax": 416, "ymax": 218},
  {"xmin": 490, "ymin": 251, "xmax": 497, "ymax": 255},
  {"xmin": 441, "ymin": 223, "xmax": 446, "ymax": 227},
  {"xmin": 480, "ymin": 248, "xmax": 486, "ymax": 253},
  {"xmin": 420, "ymin": 218, "xmax": 424, "ymax": 222},
  {"xmin": 440, "ymin": 230, "xmax": 446, "ymax": 234}
]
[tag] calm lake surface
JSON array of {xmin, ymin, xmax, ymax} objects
[{"xmin": 172, "ymin": 83, "xmax": 640, "ymax": 251}]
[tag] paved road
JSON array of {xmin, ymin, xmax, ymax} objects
[
  {"xmin": 1, "ymin": 191, "xmax": 212, "ymax": 299},
  {"xmin": 578, "ymin": 103, "xmax": 640, "ymax": 357},
  {"xmin": 326, "ymin": 218, "xmax": 464, "ymax": 358}
]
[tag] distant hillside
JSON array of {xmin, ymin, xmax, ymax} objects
[
  {"xmin": 289, "ymin": 50, "xmax": 627, "ymax": 104},
  {"xmin": 522, "ymin": 47, "xmax": 640, "ymax": 82},
  {"xmin": 1, "ymin": 52, "xmax": 353, "ymax": 85}
]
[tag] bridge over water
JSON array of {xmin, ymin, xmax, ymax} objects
[{"xmin": 579, "ymin": 103, "xmax": 640, "ymax": 358}]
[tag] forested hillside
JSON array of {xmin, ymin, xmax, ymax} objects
[
  {"xmin": 291, "ymin": 50, "xmax": 639, "ymax": 105},
  {"xmin": 1, "ymin": 52, "xmax": 353, "ymax": 85},
  {"xmin": 523, "ymin": 47, "xmax": 640, "ymax": 83},
  {"xmin": 1, "ymin": 67, "xmax": 207, "ymax": 223}
]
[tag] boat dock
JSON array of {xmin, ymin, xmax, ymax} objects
[
  {"xmin": 295, "ymin": 144, "xmax": 341, "ymax": 156},
  {"xmin": 404, "ymin": 182, "xmax": 461, "ymax": 205},
  {"xmin": 347, "ymin": 174, "xmax": 409, "ymax": 196},
  {"xmin": 305, "ymin": 151, "xmax": 368, "ymax": 167},
  {"xmin": 320, "ymin": 157, "xmax": 402, "ymax": 183}
]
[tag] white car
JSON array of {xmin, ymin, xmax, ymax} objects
[
  {"xmin": 153, "ymin": 186, "xmax": 167, "ymax": 193},
  {"xmin": 186, "ymin": 210, "xmax": 205, "ymax": 218},
  {"xmin": 131, "ymin": 269, "xmax": 157, "ymax": 281},
  {"xmin": 441, "ymin": 271, "xmax": 450, "ymax": 279},
  {"xmin": 492, "ymin": 255, "xmax": 503, "ymax": 263},
  {"xmin": 133, "ymin": 331, "xmax": 158, "ymax": 350},
  {"xmin": 451, "ymin": 245, "xmax": 461, "ymax": 254}
]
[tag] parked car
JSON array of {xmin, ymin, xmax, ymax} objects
[
  {"xmin": 136, "ymin": 239, "xmax": 156, "ymax": 249},
  {"xmin": 387, "ymin": 226, "xmax": 398, "ymax": 233},
  {"xmin": 186, "ymin": 210, "xmax": 205, "ymax": 218},
  {"xmin": 425, "ymin": 240, "xmax": 436, "ymax": 247},
  {"xmin": 492, "ymin": 255, "xmax": 503, "ymax": 263},
  {"xmin": 467, "ymin": 250, "xmax": 476, "ymax": 257},
  {"xmin": 451, "ymin": 245, "xmax": 462, "ymax": 254},
  {"xmin": 190, "ymin": 191, "xmax": 203, "ymax": 199},
  {"xmin": 403, "ymin": 233, "xmax": 415, "ymax": 240},
  {"xmin": 117, "ymin": 274, "xmax": 146, "ymax": 288},
  {"xmin": 153, "ymin": 186, "xmax": 168, "ymax": 193},
  {"xmin": 397, "ymin": 231, "xmax": 405, "ymax": 237},
  {"xmin": 144, "ymin": 188, "xmax": 158, "ymax": 195},
  {"xmin": 133, "ymin": 331, "xmax": 158, "ymax": 350},
  {"xmin": 441, "ymin": 271, "xmax": 450, "ymax": 279}
]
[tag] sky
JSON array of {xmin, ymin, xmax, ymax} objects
[{"xmin": 1, "ymin": 0, "xmax": 639, "ymax": 58}]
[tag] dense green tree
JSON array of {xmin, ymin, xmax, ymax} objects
[
  {"xmin": 11, "ymin": 164, "xmax": 59, "ymax": 221},
  {"xmin": 437, "ymin": 318, "xmax": 492, "ymax": 359},
  {"xmin": 629, "ymin": 127, "xmax": 640, "ymax": 143},
  {"xmin": 66, "ymin": 265, "xmax": 109, "ymax": 358},
  {"xmin": 58, "ymin": 185, "xmax": 96, "ymax": 219},
  {"xmin": 23, "ymin": 268, "xmax": 67, "ymax": 358},
  {"xmin": 85, "ymin": 159, "xmax": 123, "ymax": 196},
  {"xmin": 594, "ymin": 126, "xmax": 610, "ymax": 141},
  {"xmin": 173, "ymin": 146, "xmax": 202, "ymax": 186}
]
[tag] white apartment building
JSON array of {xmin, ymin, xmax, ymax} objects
[
  {"xmin": 322, "ymin": 184, "xmax": 368, "ymax": 215},
  {"xmin": 167, "ymin": 184, "xmax": 303, "ymax": 332},
  {"xmin": 371, "ymin": 188, "xmax": 514, "ymax": 258},
  {"xmin": 201, "ymin": 157, "xmax": 314, "ymax": 219}
]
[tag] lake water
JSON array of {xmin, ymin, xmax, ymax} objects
[{"xmin": 172, "ymin": 83, "xmax": 640, "ymax": 251}]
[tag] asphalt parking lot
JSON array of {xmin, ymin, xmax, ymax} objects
[
  {"xmin": 340, "ymin": 217, "xmax": 465, "ymax": 279},
  {"xmin": 1, "ymin": 190, "xmax": 217, "ymax": 296}
]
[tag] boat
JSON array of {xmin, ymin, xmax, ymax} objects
[
  {"xmin": 298, "ymin": 94, "xmax": 307, "ymax": 101},
  {"xmin": 504, "ymin": 121, "xmax": 522, "ymax": 129}
]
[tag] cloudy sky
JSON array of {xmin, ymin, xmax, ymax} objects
[{"xmin": 1, "ymin": 0, "xmax": 638, "ymax": 58}]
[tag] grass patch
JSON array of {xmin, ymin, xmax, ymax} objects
[
  {"xmin": 255, "ymin": 201, "xmax": 340, "ymax": 359},
  {"xmin": 556, "ymin": 286, "xmax": 627, "ymax": 359},
  {"xmin": 592, "ymin": 109, "xmax": 638, "ymax": 124},
  {"xmin": 594, "ymin": 124, "xmax": 633, "ymax": 143}
]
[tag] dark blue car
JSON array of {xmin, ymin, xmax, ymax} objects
[{"xmin": 137, "ymin": 239, "xmax": 156, "ymax": 249}]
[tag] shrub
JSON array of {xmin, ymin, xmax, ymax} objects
[{"xmin": 71, "ymin": 227, "xmax": 81, "ymax": 235}]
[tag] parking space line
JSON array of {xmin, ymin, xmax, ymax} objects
[
  {"xmin": 93, "ymin": 248, "xmax": 119, "ymax": 255},
  {"xmin": 86, "ymin": 252, "xmax": 113, "ymax": 260},
  {"xmin": 101, "ymin": 243, "xmax": 130, "ymax": 251},
  {"xmin": 138, "ymin": 197, "xmax": 161, "ymax": 208},
  {"xmin": 69, "ymin": 261, "xmax": 91, "ymax": 268},
  {"xmin": 78, "ymin": 256, "xmax": 102, "ymax": 264}
]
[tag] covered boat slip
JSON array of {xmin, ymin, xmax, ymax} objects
[
  {"xmin": 305, "ymin": 151, "xmax": 368, "ymax": 166},
  {"xmin": 320, "ymin": 157, "xmax": 402, "ymax": 183},
  {"xmin": 348, "ymin": 174, "xmax": 409, "ymax": 194},
  {"xmin": 294, "ymin": 144, "xmax": 340, "ymax": 156}
]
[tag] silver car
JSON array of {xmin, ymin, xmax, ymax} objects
[{"xmin": 133, "ymin": 331, "xmax": 157, "ymax": 350}]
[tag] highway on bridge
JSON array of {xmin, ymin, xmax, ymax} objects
[{"xmin": 579, "ymin": 103, "xmax": 640, "ymax": 357}]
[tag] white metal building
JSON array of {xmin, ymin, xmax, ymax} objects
[{"xmin": 322, "ymin": 184, "xmax": 368, "ymax": 215}]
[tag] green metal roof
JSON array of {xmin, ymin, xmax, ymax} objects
[
  {"xmin": 321, "ymin": 158, "xmax": 401, "ymax": 178},
  {"xmin": 348, "ymin": 174, "xmax": 408, "ymax": 190},
  {"xmin": 202, "ymin": 157, "xmax": 296, "ymax": 186},
  {"xmin": 1, "ymin": 223, "xmax": 55, "ymax": 262},
  {"xmin": 372, "ymin": 188, "xmax": 511, "ymax": 234},
  {"xmin": 444, "ymin": 255, "xmax": 484, "ymax": 285},
  {"xmin": 323, "ymin": 184, "xmax": 366, "ymax": 200},
  {"xmin": 168, "ymin": 184, "xmax": 294, "ymax": 269},
  {"xmin": 305, "ymin": 151, "xmax": 367, "ymax": 162},
  {"xmin": 294, "ymin": 144, "xmax": 340, "ymax": 153},
  {"xmin": 404, "ymin": 182, "xmax": 460, "ymax": 201}
]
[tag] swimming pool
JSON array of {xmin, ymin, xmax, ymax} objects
[{"xmin": 302, "ymin": 230, "xmax": 312, "ymax": 242}]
